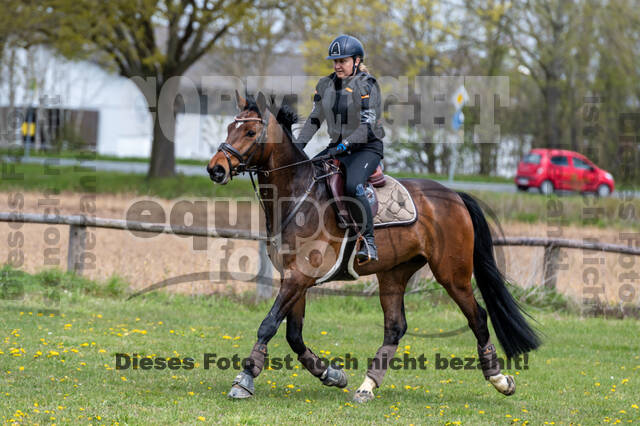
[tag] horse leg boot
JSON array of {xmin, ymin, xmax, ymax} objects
[
  {"xmin": 286, "ymin": 295, "xmax": 347, "ymax": 388},
  {"xmin": 228, "ymin": 276, "xmax": 309, "ymax": 399},
  {"xmin": 354, "ymin": 270, "xmax": 408, "ymax": 403},
  {"xmin": 441, "ymin": 277, "xmax": 516, "ymax": 396}
]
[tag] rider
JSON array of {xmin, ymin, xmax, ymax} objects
[{"xmin": 295, "ymin": 35, "xmax": 385, "ymax": 264}]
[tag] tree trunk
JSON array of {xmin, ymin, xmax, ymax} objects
[
  {"xmin": 148, "ymin": 83, "xmax": 177, "ymax": 178},
  {"xmin": 148, "ymin": 112, "xmax": 176, "ymax": 177},
  {"xmin": 544, "ymin": 81, "xmax": 562, "ymax": 148},
  {"xmin": 479, "ymin": 143, "xmax": 495, "ymax": 175}
]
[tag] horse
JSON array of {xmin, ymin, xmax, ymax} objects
[{"xmin": 206, "ymin": 91, "xmax": 541, "ymax": 403}]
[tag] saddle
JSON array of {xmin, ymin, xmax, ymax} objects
[
  {"xmin": 325, "ymin": 159, "xmax": 385, "ymax": 229},
  {"xmin": 324, "ymin": 159, "xmax": 418, "ymax": 231}
]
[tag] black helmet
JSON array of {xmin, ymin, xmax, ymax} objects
[{"xmin": 326, "ymin": 35, "xmax": 365, "ymax": 60}]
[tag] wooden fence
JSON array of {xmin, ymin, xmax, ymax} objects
[{"xmin": 2, "ymin": 212, "xmax": 639, "ymax": 300}]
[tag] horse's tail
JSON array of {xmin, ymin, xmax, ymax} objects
[{"xmin": 457, "ymin": 191, "xmax": 541, "ymax": 358}]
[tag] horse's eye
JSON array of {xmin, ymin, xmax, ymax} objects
[{"xmin": 247, "ymin": 130, "xmax": 256, "ymax": 137}]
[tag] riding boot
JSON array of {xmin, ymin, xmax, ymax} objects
[
  {"xmin": 349, "ymin": 183, "xmax": 378, "ymax": 264},
  {"xmin": 356, "ymin": 229, "xmax": 378, "ymax": 264}
]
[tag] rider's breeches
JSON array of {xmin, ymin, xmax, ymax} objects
[{"xmin": 339, "ymin": 150, "xmax": 381, "ymax": 236}]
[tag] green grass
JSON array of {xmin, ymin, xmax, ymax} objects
[
  {"xmin": 2, "ymin": 160, "xmax": 639, "ymax": 229},
  {"xmin": 1, "ymin": 267, "xmax": 638, "ymax": 424},
  {"xmin": 389, "ymin": 170, "xmax": 513, "ymax": 184},
  {"xmin": 0, "ymin": 161, "xmax": 254, "ymax": 199},
  {"xmin": 466, "ymin": 190, "xmax": 640, "ymax": 230},
  {"xmin": 0, "ymin": 148, "xmax": 207, "ymax": 166}
]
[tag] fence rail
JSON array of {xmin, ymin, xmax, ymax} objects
[{"xmin": 2, "ymin": 212, "xmax": 639, "ymax": 297}]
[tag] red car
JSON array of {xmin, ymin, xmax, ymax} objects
[{"xmin": 515, "ymin": 149, "xmax": 615, "ymax": 196}]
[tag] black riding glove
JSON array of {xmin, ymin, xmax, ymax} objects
[{"xmin": 327, "ymin": 141, "xmax": 350, "ymax": 157}]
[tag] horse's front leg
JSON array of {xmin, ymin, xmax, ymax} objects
[
  {"xmin": 228, "ymin": 270, "xmax": 313, "ymax": 399},
  {"xmin": 286, "ymin": 294, "xmax": 347, "ymax": 389}
]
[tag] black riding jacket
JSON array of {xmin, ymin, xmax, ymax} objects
[{"xmin": 296, "ymin": 70, "xmax": 385, "ymax": 158}]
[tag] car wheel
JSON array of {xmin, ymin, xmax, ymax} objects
[
  {"xmin": 540, "ymin": 180, "xmax": 554, "ymax": 195},
  {"xmin": 597, "ymin": 184, "xmax": 611, "ymax": 197},
  {"xmin": 517, "ymin": 185, "xmax": 528, "ymax": 192}
]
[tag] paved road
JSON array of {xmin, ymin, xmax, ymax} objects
[{"xmin": 8, "ymin": 156, "xmax": 638, "ymax": 198}]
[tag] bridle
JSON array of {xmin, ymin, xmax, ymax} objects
[{"xmin": 216, "ymin": 112, "xmax": 270, "ymax": 179}]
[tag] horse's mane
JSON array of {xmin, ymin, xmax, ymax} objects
[{"xmin": 245, "ymin": 94, "xmax": 308, "ymax": 160}]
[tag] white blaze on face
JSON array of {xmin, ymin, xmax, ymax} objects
[{"xmin": 235, "ymin": 122, "xmax": 243, "ymax": 129}]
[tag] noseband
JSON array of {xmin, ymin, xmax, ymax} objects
[{"xmin": 217, "ymin": 112, "xmax": 270, "ymax": 179}]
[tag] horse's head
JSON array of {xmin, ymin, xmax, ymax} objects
[{"xmin": 207, "ymin": 91, "xmax": 275, "ymax": 184}]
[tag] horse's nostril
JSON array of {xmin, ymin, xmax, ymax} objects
[{"xmin": 211, "ymin": 165, "xmax": 226, "ymax": 183}]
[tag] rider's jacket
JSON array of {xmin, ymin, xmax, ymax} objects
[{"xmin": 296, "ymin": 69, "xmax": 384, "ymax": 158}]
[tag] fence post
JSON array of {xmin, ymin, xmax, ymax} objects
[
  {"xmin": 543, "ymin": 244, "xmax": 560, "ymax": 289},
  {"xmin": 256, "ymin": 240, "xmax": 274, "ymax": 302},
  {"xmin": 67, "ymin": 225, "xmax": 87, "ymax": 275}
]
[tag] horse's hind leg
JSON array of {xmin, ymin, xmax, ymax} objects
[
  {"xmin": 286, "ymin": 294, "xmax": 347, "ymax": 388},
  {"xmin": 353, "ymin": 260, "xmax": 422, "ymax": 403},
  {"xmin": 432, "ymin": 258, "xmax": 516, "ymax": 396}
]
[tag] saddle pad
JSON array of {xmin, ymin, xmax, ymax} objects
[
  {"xmin": 373, "ymin": 176, "xmax": 417, "ymax": 228},
  {"xmin": 315, "ymin": 228, "xmax": 360, "ymax": 285}
]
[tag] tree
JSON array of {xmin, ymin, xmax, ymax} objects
[
  {"xmin": 38, "ymin": 0, "xmax": 255, "ymax": 177},
  {"xmin": 503, "ymin": 0, "xmax": 583, "ymax": 149},
  {"xmin": 460, "ymin": 0, "xmax": 510, "ymax": 175},
  {"xmin": 297, "ymin": 0, "xmax": 460, "ymax": 174}
]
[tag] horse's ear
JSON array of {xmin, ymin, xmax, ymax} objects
[
  {"xmin": 235, "ymin": 90, "xmax": 247, "ymax": 111},
  {"xmin": 255, "ymin": 92, "xmax": 269, "ymax": 118}
]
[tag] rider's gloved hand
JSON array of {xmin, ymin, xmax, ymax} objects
[{"xmin": 327, "ymin": 141, "xmax": 350, "ymax": 157}]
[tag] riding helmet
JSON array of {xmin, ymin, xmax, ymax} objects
[{"xmin": 326, "ymin": 35, "xmax": 365, "ymax": 60}]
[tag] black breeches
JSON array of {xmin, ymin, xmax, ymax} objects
[{"xmin": 337, "ymin": 150, "xmax": 382, "ymax": 235}]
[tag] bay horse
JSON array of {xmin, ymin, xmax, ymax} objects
[{"xmin": 206, "ymin": 91, "xmax": 540, "ymax": 402}]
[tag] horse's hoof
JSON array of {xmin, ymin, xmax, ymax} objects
[
  {"xmin": 502, "ymin": 375, "xmax": 516, "ymax": 395},
  {"xmin": 228, "ymin": 384, "xmax": 253, "ymax": 399},
  {"xmin": 353, "ymin": 389, "xmax": 375, "ymax": 403},
  {"xmin": 490, "ymin": 374, "xmax": 516, "ymax": 396},
  {"xmin": 228, "ymin": 371, "xmax": 254, "ymax": 399},
  {"xmin": 321, "ymin": 366, "xmax": 348, "ymax": 388}
]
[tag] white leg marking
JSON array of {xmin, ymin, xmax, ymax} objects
[
  {"xmin": 357, "ymin": 376, "xmax": 377, "ymax": 394},
  {"xmin": 489, "ymin": 374, "xmax": 509, "ymax": 393}
]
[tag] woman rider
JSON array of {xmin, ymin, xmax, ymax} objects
[{"xmin": 295, "ymin": 34, "xmax": 385, "ymax": 264}]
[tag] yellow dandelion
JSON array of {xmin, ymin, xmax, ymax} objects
[
  {"xmin": 320, "ymin": 331, "xmax": 327, "ymax": 335},
  {"xmin": 197, "ymin": 416, "xmax": 206, "ymax": 421},
  {"xmin": 121, "ymin": 376, "xmax": 127, "ymax": 381}
]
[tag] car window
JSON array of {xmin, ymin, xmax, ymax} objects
[
  {"xmin": 573, "ymin": 157, "xmax": 592, "ymax": 170},
  {"xmin": 550, "ymin": 156, "xmax": 568, "ymax": 166},
  {"xmin": 522, "ymin": 153, "xmax": 541, "ymax": 164}
]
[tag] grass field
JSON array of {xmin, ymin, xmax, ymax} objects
[
  {"xmin": 2, "ymin": 160, "xmax": 638, "ymax": 230},
  {"xmin": 1, "ymin": 149, "xmax": 515, "ymax": 183},
  {"xmin": 0, "ymin": 162, "xmax": 255, "ymax": 200},
  {"xmin": 1, "ymin": 268, "xmax": 638, "ymax": 424}
]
